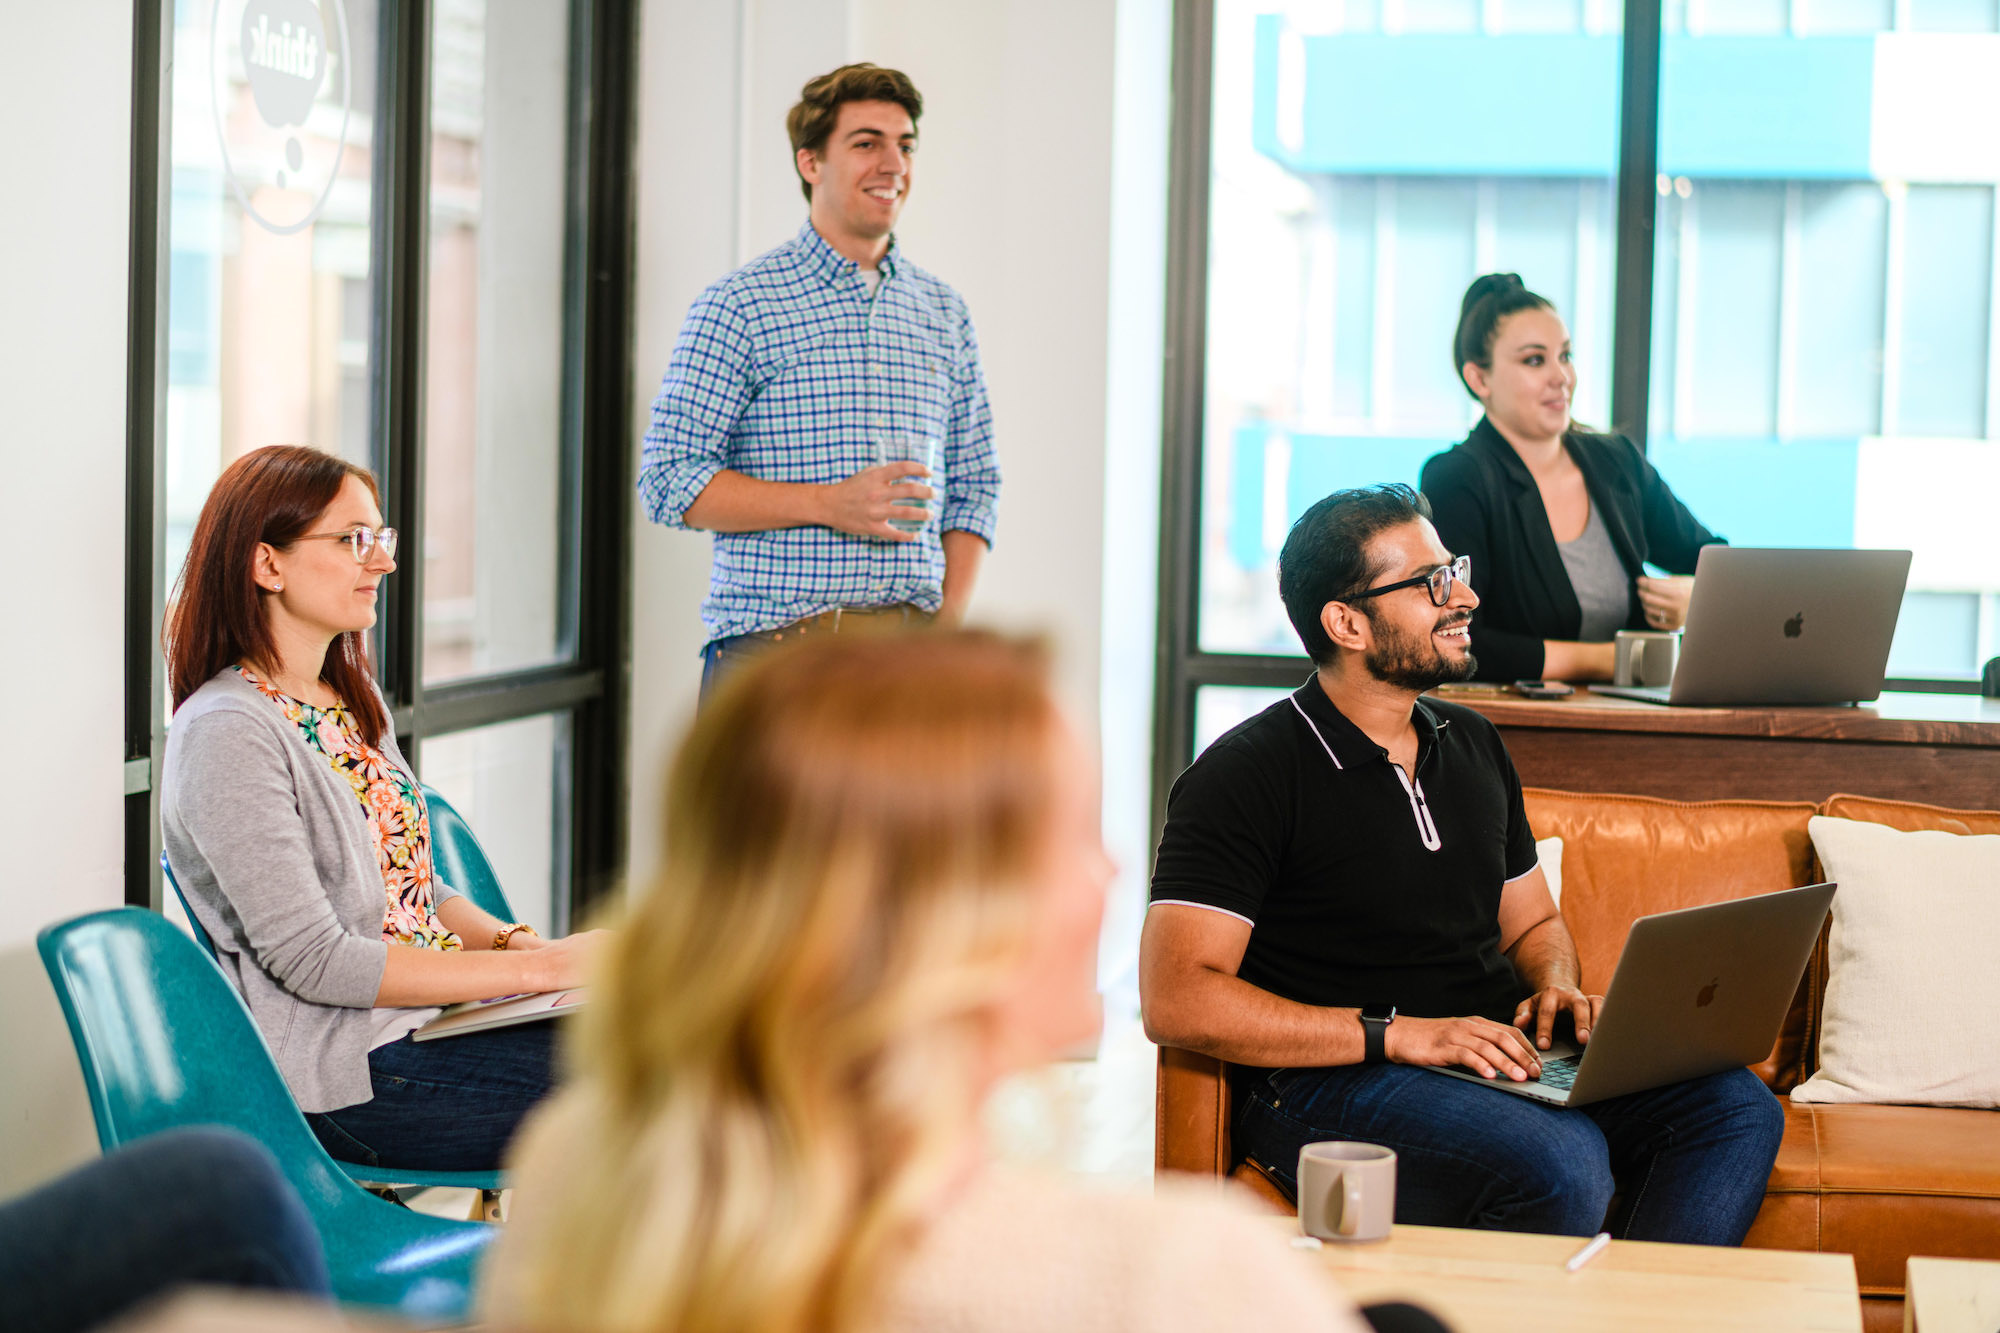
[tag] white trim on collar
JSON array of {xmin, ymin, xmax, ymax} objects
[
  {"xmin": 1289, "ymin": 696, "xmax": 1343, "ymax": 770},
  {"xmin": 1293, "ymin": 691, "xmax": 1446, "ymax": 853}
]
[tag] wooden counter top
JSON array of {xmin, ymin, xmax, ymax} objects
[{"xmin": 1429, "ymin": 687, "xmax": 2000, "ymax": 749}]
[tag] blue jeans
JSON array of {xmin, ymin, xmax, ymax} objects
[
  {"xmin": 0, "ymin": 1127, "xmax": 330, "ymax": 1332},
  {"xmin": 700, "ymin": 632, "xmax": 772, "ymax": 701},
  {"xmin": 307, "ymin": 1021, "xmax": 558, "ymax": 1172},
  {"xmin": 700, "ymin": 607, "xmax": 933, "ymax": 702},
  {"xmin": 1235, "ymin": 1063, "xmax": 1783, "ymax": 1245}
]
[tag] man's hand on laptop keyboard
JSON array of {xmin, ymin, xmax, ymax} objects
[
  {"xmin": 1386, "ymin": 1015, "xmax": 1544, "ymax": 1082},
  {"xmin": 1513, "ymin": 985, "xmax": 1605, "ymax": 1052}
]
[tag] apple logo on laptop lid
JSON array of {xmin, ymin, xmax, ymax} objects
[{"xmin": 1783, "ymin": 612, "xmax": 1804, "ymax": 639}]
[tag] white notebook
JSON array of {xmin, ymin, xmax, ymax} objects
[{"xmin": 411, "ymin": 987, "xmax": 586, "ymax": 1042}]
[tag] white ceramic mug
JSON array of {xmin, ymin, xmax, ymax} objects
[
  {"xmin": 1297, "ymin": 1141, "xmax": 1396, "ymax": 1243},
  {"xmin": 1613, "ymin": 629, "xmax": 1681, "ymax": 688}
]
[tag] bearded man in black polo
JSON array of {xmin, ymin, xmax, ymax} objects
[{"xmin": 1141, "ymin": 484, "xmax": 1781, "ymax": 1243}]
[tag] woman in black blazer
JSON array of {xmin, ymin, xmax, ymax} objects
[{"xmin": 1420, "ymin": 274, "xmax": 1723, "ymax": 683}]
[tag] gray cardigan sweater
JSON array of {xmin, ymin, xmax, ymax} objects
[{"xmin": 161, "ymin": 668, "xmax": 462, "ymax": 1112}]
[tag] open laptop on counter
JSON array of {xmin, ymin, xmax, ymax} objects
[{"xmin": 1593, "ymin": 547, "xmax": 1912, "ymax": 707}]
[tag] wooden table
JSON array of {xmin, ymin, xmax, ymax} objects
[
  {"xmin": 1277, "ymin": 1220, "xmax": 1861, "ymax": 1332},
  {"xmin": 1433, "ymin": 687, "xmax": 2000, "ymax": 806},
  {"xmin": 1903, "ymin": 1257, "xmax": 2000, "ymax": 1332}
]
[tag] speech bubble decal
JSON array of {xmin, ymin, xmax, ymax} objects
[
  {"xmin": 211, "ymin": 0, "xmax": 350, "ymax": 235},
  {"xmin": 240, "ymin": 0, "xmax": 327, "ymax": 127}
]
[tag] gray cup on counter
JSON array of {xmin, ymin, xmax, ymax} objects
[{"xmin": 1613, "ymin": 629, "xmax": 1682, "ymax": 688}]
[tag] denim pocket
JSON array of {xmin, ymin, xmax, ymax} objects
[{"xmin": 306, "ymin": 1111, "xmax": 380, "ymax": 1168}]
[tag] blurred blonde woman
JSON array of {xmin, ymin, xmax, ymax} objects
[{"xmin": 485, "ymin": 631, "xmax": 1374, "ymax": 1333}]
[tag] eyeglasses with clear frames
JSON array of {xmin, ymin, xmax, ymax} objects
[
  {"xmin": 1341, "ymin": 554, "xmax": 1471, "ymax": 608},
  {"xmin": 293, "ymin": 526, "xmax": 399, "ymax": 564}
]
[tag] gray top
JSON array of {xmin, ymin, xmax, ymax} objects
[
  {"xmin": 160, "ymin": 668, "xmax": 462, "ymax": 1112},
  {"xmin": 1558, "ymin": 500, "xmax": 1631, "ymax": 643}
]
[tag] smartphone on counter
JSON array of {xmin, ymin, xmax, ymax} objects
[{"xmin": 1512, "ymin": 679, "xmax": 1575, "ymax": 699}]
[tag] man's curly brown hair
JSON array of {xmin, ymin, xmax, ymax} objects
[{"xmin": 786, "ymin": 63, "xmax": 924, "ymax": 203}]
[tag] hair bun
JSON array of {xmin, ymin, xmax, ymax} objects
[{"xmin": 1460, "ymin": 272, "xmax": 1525, "ymax": 319}]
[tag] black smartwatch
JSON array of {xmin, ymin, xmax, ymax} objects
[{"xmin": 1360, "ymin": 1004, "xmax": 1397, "ymax": 1065}]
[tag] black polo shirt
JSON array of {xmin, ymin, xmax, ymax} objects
[{"xmin": 1150, "ymin": 679, "xmax": 1540, "ymax": 1024}]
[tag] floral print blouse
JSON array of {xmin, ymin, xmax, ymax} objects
[{"xmin": 236, "ymin": 666, "xmax": 462, "ymax": 952}]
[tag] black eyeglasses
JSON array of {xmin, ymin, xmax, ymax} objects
[
  {"xmin": 1342, "ymin": 554, "xmax": 1471, "ymax": 608},
  {"xmin": 294, "ymin": 526, "xmax": 399, "ymax": 564}
]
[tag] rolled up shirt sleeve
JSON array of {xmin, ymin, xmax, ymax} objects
[
  {"xmin": 172, "ymin": 711, "xmax": 389, "ymax": 1009},
  {"xmin": 638, "ymin": 285, "xmax": 755, "ymax": 528},
  {"xmin": 941, "ymin": 309, "xmax": 1001, "ymax": 546}
]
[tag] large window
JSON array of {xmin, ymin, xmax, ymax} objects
[
  {"xmin": 1198, "ymin": 1, "xmax": 1624, "ymax": 656},
  {"xmin": 1159, "ymin": 0, "xmax": 2000, "ymax": 816},
  {"xmin": 420, "ymin": 0, "xmax": 573, "ymax": 684},
  {"xmin": 1645, "ymin": 1, "xmax": 2000, "ymax": 681},
  {"xmin": 127, "ymin": 0, "xmax": 637, "ymax": 924}
]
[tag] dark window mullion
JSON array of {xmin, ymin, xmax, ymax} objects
[
  {"xmin": 553, "ymin": 0, "xmax": 592, "ymax": 668},
  {"xmin": 393, "ymin": 664, "xmax": 605, "ymax": 738},
  {"xmin": 1151, "ymin": 0, "xmax": 1218, "ymax": 844},
  {"xmin": 125, "ymin": 0, "xmax": 171, "ymax": 909},
  {"xmin": 566, "ymin": 0, "xmax": 639, "ymax": 918},
  {"xmin": 1611, "ymin": 0, "xmax": 1664, "ymax": 446},
  {"xmin": 372, "ymin": 0, "xmax": 433, "ymax": 741}
]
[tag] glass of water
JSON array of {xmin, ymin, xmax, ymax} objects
[{"xmin": 872, "ymin": 435, "xmax": 941, "ymax": 534}]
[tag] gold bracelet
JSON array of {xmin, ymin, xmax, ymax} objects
[{"xmin": 494, "ymin": 923, "xmax": 538, "ymax": 951}]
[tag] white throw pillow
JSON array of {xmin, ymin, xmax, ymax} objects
[
  {"xmin": 1535, "ymin": 836, "xmax": 1564, "ymax": 911},
  {"xmin": 1792, "ymin": 815, "xmax": 2000, "ymax": 1109}
]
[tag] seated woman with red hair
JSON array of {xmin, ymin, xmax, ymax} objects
[{"xmin": 161, "ymin": 444, "xmax": 605, "ymax": 1173}]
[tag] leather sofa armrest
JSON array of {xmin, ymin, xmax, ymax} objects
[{"xmin": 1156, "ymin": 1046, "xmax": 1231, "ymax": 1176}]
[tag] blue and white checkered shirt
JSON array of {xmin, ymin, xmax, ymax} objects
[{"xmin": 639, "ymin": 220, "xmax": 1003, "ymax": 648}]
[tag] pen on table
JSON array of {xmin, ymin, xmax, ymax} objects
[{"xmin": 1564, "ymin": 1232, "xmax": 1611, "ymax": 1272}]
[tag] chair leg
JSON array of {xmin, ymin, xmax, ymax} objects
[{"xmin": 471, "ymin": 1188, "xmax": 503, "ymax": 1223}]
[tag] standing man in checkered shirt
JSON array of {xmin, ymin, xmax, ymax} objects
[{"xmin": 639, "ymin": 63, "xmax": 1003, "ymax": 694}]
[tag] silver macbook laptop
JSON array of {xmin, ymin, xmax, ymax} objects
[
  {"xmin": 1593, "ymin": 547, "xmax": 1911, "ymax": 706},
  {"xmin": 1430, "ymin": 881, "xmax": 1836, "ymax": 1107}
]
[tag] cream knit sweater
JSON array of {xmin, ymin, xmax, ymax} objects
[{"xmin": 875, "ymin": 1168, "xmax": 1372, "ymax": 1333}]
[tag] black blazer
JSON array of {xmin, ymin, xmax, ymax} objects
[{"xmin": 1419, "ymin": 417, "xmax": 1724, "ymax": 683}]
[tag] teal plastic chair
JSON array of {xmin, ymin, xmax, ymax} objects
[
  {"xmin": 421, "ymin": 783, "xmax": 517, "ymax": 925},
  {"xmin": 163, "ymin": 792, "xmax": 514, "ymax": 1201},
  {"xmin": 38, "ymin": 908, "xmax": 495, "ymax": 1319}
]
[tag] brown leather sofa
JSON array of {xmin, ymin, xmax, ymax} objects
[{"xmin": 1154, "ymin": 788, "xmax": 2000, "ymax": 1333}]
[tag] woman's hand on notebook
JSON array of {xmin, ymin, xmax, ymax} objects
[{"xmin": 526, "ymin": 929, "xmax": 612, "ymax": 993}]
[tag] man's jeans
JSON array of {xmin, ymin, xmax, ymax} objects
[
  {"xmin": 0, "ymin": 1127, "xmax": 330, "ymax": 1332},
  {"xmin": 308, "ymin": 1021, "xmax": 558, "ymax": 1173},
  {"xmin": 1235, "ymin": 1062, "xmax": 1783, "ymax": 1246},
  {"xmin": 700, "ymin": 631, "xmax": 772, "ymax": 700},
  {"xmin": 700, "ymin": 605, "xmax": 933, "ymax": 702}
]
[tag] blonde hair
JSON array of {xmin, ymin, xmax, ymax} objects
[{"xmin": 500, "ymin": 630, "xmax": 1059, "ymax": 1333}]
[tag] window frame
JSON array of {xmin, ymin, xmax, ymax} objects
[
  {"xmin": 124, "ymin": 0, "xmax": 638, "ymax": 926},
  {"xmin": 1152, "ymin": 0, "xmax": 1981, "ymax": 835}
]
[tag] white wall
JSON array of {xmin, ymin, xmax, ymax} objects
[
  {"xmin": 1098, "ymin": 0, "xmax": 1171, "ymax": 998},
  {"xmin": 0, "ymin": 0, "xmax": 137, "ymax": 1197},
  {"xmin": 626, "ymin": 0, "xmax": 1146, "ymax": 907}
]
